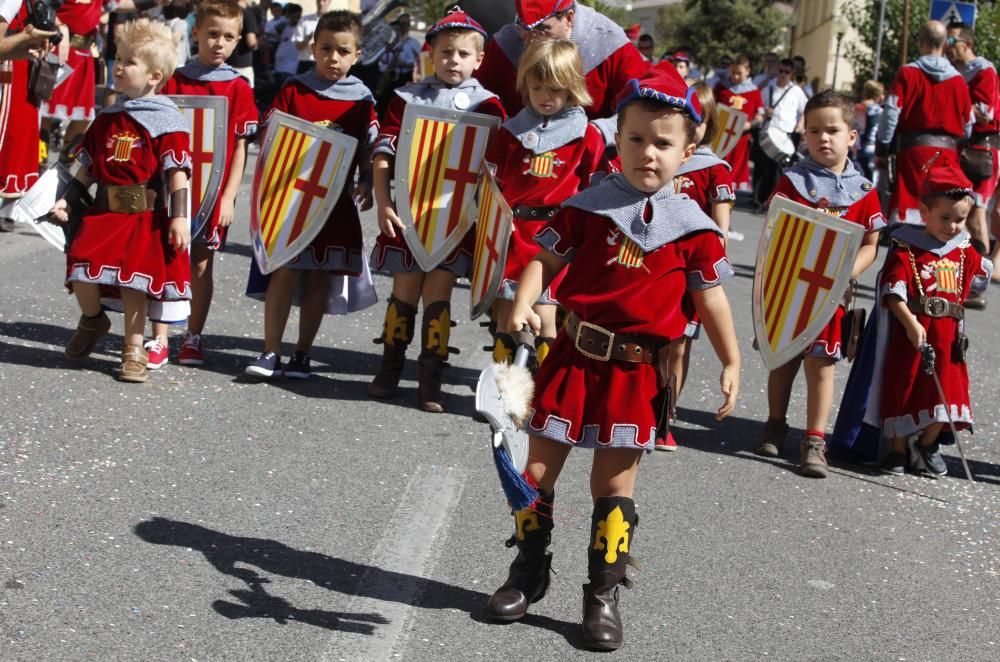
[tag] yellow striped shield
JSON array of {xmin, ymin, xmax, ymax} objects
[
  {"xmin": 395, "ymin": 105, "xmax": 501, "ymax": 271},
  {"xmin": 752, "ymin": 197, "xmax": 865, "ymax": 370},
  {"xmin": 470, "ymin": 164, "xmax": 513, "ymax": 320},
  {"xmin": 250, "ymin": 111, "xmax": 357, "ymax": 274},
  {"xmin": 711, "ymin": 104, "xmax": 748, "ymax": 160}
]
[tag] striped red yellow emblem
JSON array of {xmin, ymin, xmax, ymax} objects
[
  {"xmin": 522, "ymin": 151, "xmax": 560, "ymax": 178},
  {"xmin": 616, "ymin": 237, "xmax": 644, "ymax": 269},
  {"xmin": 934, "ymin": 259, "xmax": 960, "ymax": 293},
  {"xmin": 109, "ymin": 132, "xmax": 140, "ymax": 162}
]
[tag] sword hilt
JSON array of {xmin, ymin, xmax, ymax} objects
[
  {"xmin": 512, "ymin": 325, "xmax": 535, "ymax": 369},
  {"xmin": 919, "ymin": 343, "xmax": 936, "ymax": 375}
]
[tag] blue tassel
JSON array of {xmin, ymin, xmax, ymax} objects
[{"xmin": 492, "ymin": 443, "xmax": 538, "ymax": 511}]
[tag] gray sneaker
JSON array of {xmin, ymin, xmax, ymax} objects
[
  {"xmin": 800, "ymin": 435, "xmax": 828, "ymax": 478},
  {"xmin": 909, "ymin": 438, "xmax": 948, "ymax": 477},
  {"xmin": 754, "ymin": 419, "xmax": 790, "ymax": 457}
]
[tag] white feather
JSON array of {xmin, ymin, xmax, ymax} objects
[{"xmin": 491, "ymin": 362, "xmax": 535, "ymax": 425}]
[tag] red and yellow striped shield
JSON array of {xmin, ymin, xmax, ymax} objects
[
  {"xmin": 710, "ymin": 104, "xmax": 748, "ymax": 160},
  {"xmin": 470, "ymin": 165, "xmax": 513, "ymax": 320},
  {"xmin": 752, "ymin": 197, "xmax": 865, "ymax": 370},
  {"xmin": 250, "ymin": 111, "xmax": 357, "ymax": 274},
  {"xmin": 396, "ymin": 105, "xmax": 501, "ymax": 271},
  {"xmin": 170, "ymin": 95, "xmax": 228, "ymax": 239}
]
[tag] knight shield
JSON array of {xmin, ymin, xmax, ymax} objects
[
  {"xmin": 395, "ymin": 104, "xmax": 501, "ymax": 271},
  {"xmin": 168, "ymin": 95, "xmax": 228, "ymax": 239},
  {"xmin": 711, "ymin": 104, "xmax": 748, "ymax": 160},
  {"xmin": 752, "ymin": 197, "xmax": 865, "ymax": 370},
  {"xmin": 469, "ymin": 164, "xmax": 513, "ymax": 320},
  {"xmin": 250, "ymin": 110, "xmax": 357, "ymax": 274}
]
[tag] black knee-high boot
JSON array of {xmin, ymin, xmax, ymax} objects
[
  {"xmin": 486, "ymin": 491, "xmax": 555, "ymax": 621},
  {"xmin": 418, "ymin": 301, "xmax": 454, "ymax": 412},
  {"xmin": 369, "ymin": 296, "xmax": 416, "ymax": 398},
  {"xmin": 582, "ymin": 496, "xmax": 637, "ymax": 651}
]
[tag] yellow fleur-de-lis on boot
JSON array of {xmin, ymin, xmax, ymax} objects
[
  {"xmin": 593, "ymin": 506, "xmax": 631, "ymax": 564},
  {"xmin": 384, "ymin": 300, "xmax": 411, "ymax": 347},
  {"xmin": 425, "ymin": 305, "xmax": 452, "ymax": 358},
  {"xmin": 515, "ymin": 509, "xmax": 541, "ymax": 541}
]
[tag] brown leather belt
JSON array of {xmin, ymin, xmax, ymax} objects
[
  {"xmin": 909, "ymin": 296, "xmax": 964, "ymax": 320},
  {"xmin": 969, "ymin": 133, "xmax": 1000, "ymax": 149},
  {"xmin": 69, "ymin": 34, "xmax": 98, "ymax": 50},
  {"xmin": 512, "ymin": 204, "xmax": 559, "ymax": 220},
  {"xmin": 898, "ymin": 133, "xmax": 960, "ymax": 151},
  {"xmin": 565, "ymin": 312, "xmax": 661, "ymax": 363},
  {"xmin": 96, "ymin": 184, "xmax": 155, "ymax": 213}
]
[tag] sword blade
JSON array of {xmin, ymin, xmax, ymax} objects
[{"xmin": 925, "ymin": 359, "xmax": 975, "ymax": 482}]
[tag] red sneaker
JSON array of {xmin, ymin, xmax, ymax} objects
[
  {"xmin": 654, "ymin": 430, "xmax": 678, "ymax": 452},
  {"xmin": 144, "ymin": 337, "xmax": 169, "ymax": 370},
  {"xmin": 178, "ymin": 332, "xmax": 205, "ymax": 366}
]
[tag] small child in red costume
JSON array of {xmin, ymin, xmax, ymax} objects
[
  {"xmin": 50, "ymin": 18, "xmax": 192, "ymax": 383},
  {"xmin": 484, "ymin": 37, "xmax": 605, "ymax": 365},
  {"xmin": 485, "ymin": 64, "xmax": 741, "ymax": 651},
  {"xmin": 714, "ymin": 54, "xmax": 763, "ymax": 191},
  {"xmin": 876, "ymin": 167, "xmax": 992, "ymax": 476},
  {"xmin": 368, "ymin": 8, "xmax": 505, "ymax": 412}
]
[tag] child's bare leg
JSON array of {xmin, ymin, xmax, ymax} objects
[
  {"xmin": 187, "ymin": 244, "xmax": 214, "ymax": 335},
  {"xmin": 494, "ymin": 299, "xmax": 513, "ymax": 332},
  {"xmin": 667, "ymin": 337, "xmax": 692, "ymax": 399},
  {"xmin": 73, "ymin": 282, "xmax": 103, "ymax": 317},
  {"xmin": 421, "ymin": 268, "xmax": 456, "ymax": 303},
  {"xmin": 392, "ymin": 271, "xmax": 424, "ymax": 307},
  {"xmin": 263, "ymin": 267, "xmax": 300, "ymax": 354},
  {"xmin": 918, "ymin": 422, "xmax": 944, "ymax": 447},
  {"xmin": 295, "ymin": 269, "xmax": 330, "ymax": 353},
  {"xmin": 803, "ymin": 355, "xmax": 836, "ymax": 434},
  {"xmin": 119, "ymin": 288, "xmax": 148, "ymax": 348},
  {"xmin": 533, "ymin": 303, "xmax": 558, "ymax": 366},
  {"xmin": 767, "ymin": 356, "xmax": 801, "ymax": 422},
  {"xmin": 589, "ymin": 448, "xmax": 643, "ymax": 499},
  {"xmin": 525, "ymin": 435, "xmax": 572, "ymax": 493}
]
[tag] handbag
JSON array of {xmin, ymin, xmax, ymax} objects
[
  {"xmin": 27, "ymin": 57, "xmax": 59, "ymax": 106},
  {"xmin": 841, "ymin": 279, "xmax": 865, "ymax": 363},
  {"xmin": 959, "ymin": 145, "xmax": 993, "ymax": 182}
]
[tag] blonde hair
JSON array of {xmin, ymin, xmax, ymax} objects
[
  {"xmin": 516, "ymin": 38, "xmax": 593, "ymax": 109},
  {"xmin": 692, "ymin": 82, "xmax": 717, "ymax": 147},
  {"xmin": 862, "ymin": 79, "xmax": 884, "ymax": 101},
  {"xmin": 117, "ymin": 18, "xmax": 180, "ymax": 86}
]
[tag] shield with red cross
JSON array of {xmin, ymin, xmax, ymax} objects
[
  {"xmin": 711, "ymin": 104, "xmax": 748, "ymax": 160},
  {"xmin": 469, "ymin": 164, "xmax": 513, "ymax": 320},
  {"xmin": 168, "ymin": 95, "xmax": 229, "ymax": 239},
  {"xmin": 752, "ymin": 197, "xmax": 865, "ymax": 370},
  {"xmin": 395, "ymin": 104, "xmax": 501, "ymax": 271},
  {"xmin": 249, "ymin": 110, "xmax": 357, "ymax": 274}
]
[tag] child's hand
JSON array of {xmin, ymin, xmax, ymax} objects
[
  {"xmin": 377, "ymin": 202, "xmax": 405, "ymax": 238},
  {"xmin": 48, "ymin": 199, "xmax": 70, "ymax": 224},
  {"xmin": 354, "ymin": 180, "xmax": 373, "ymax": 211},
  {"xmin": 168, "ymin": 217, "xmax": 191, "ymax": 253},
  {"xmin": 218, "ymin": 196, "xmax": 236, "ymax": 228},
  {"xmin": 509, "ymin": 301, "xmax": 541, "ymax": 336},
  {"xmin": 715, "ymin": 364, "xmax": 740, "ymax": 421},
  {"xmin": 905, "ymin": 320, "xmax": 926, "ymax": 350}
]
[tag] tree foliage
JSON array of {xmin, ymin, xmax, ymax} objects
[
  {"xmin": 655, "ymin": 0, "xmax": 789, "ymax": 68},
  {"xmin": 845, "ymin": 0, "xmax": 1000, "ymax": 92}
]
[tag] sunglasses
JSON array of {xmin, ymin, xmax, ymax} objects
[{"xmin": 946, "ymin": 36, "xmax": 967, "ymax": 45}]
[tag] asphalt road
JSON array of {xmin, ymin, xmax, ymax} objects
[{"xmin": 1, "ymin": 161, "xmax": 998, "ymax": 661}]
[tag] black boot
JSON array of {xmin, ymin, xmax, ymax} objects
[
  {"xmin": 417, "ymin": 301, "xmax": 455, "ymax": 412},
  {"xmin": 368, "ymin": 296, "xmax": 416, "ymax": 398},
  {"xmin": 533, "ymin": 336, "xmax": 554, "ymax": 371},
  {"xmin": 582, "ymin": 496, "xmax": 637, "ymax": 651},
  {"xmin": 487, "ymin": 491, "xmax": 555, "ymax": 621},
  {"xmin": 492, "ymin": 332, "xmax": 515, "ymax": 364}
]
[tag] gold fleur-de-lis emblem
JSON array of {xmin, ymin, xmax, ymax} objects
[
  {"xmin": 515, "ymin": 510, "xmax": 540, "ymax": 541},
  {"xmin": 426, "ymin": 307, "xmax": 451, "ymax": 358},
  {"xmin": 593, "ymin": 506, "xmax": 630, "ymax": 564}
]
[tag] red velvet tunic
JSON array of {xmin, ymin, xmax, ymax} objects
[
  {"xmin": 67, "ymin": 108, "xmax": 192, "ymax": 302},
  {"xmin": 162, "ymin": 71, "xmax": 259, "ymax": 249},
  {"xmin": 771, "ymin": 176, "xmax": 885, "ymax": 360},
  {"xmin": 527, "ymin": 206, "xmax": 731, "ymax": 450},
  {"xmin": 371, "ymin": 93, "xmax": 506, "ymax": 276},
  {"xmin": 476, "ymin": 37, "xmax": 648, "ymax": 120},
  {"xmin": 0, "ymin": 5, "xmax": 40, "ymax": 197},
  {"xmin": 879, "ymin": 240, "xmax": 990, "ymax": 437},
  {"xmin": 41, "ymin": 0, "xmax": 105, "ymax": 121},
  {"xmin": 485, "ymin": 121, "xmax": 605, "ymax": 303},
  {"xmin": 266, "ymin": 79, "xmax": 377, "ymax": 272},
  {"xmin": 884, "ymin": 64, "xmax": 972, "ymax": 224},
  {"xmin": 714, "ymin": 83, "xmax": 763, "ymax": 190},
  {"xmin": 964, "ymin": 60, "xmax": 1000, "ymax": 207}
]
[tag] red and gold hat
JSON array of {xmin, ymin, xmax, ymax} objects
[
  {"xmin": 920, "ymin": 166, "xmax": 973, "ymax": 199},
  {"xmin": 615, "ymin": 61, "xmax": 702, "ymax": 123},
  {"xmin": 515, "ymin": 0, "xmax": 575, "ymax": 30},
  {"xmin": 425, "ymin": 7, "xmax": 488, "ymax": 44}
]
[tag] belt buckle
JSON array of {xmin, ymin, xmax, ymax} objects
[
  {"xmin": 113, "ymin": 188, "xmax": 143, "ymax": 213},
  {"xmin": 575, "ymin": 320, "xmax": 613, "ymax": 361},
  {"xmin": 922, "ymin": 296, "xmax": 948, "ymax": 318}
]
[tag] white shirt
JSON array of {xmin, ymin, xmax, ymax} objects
[
  {"xmin": 294, "ymin": 13, "xmax": 320, "ymax": 62},
  {"xmin": 275, "ymin": 22, "xmax": 300, "ymax": 74},
  {"xmin": 764, "ymin": 80, "xmax": 808, "ymax": 133},
  {"xmin": 0, "ymin": 0, "xmax": 21, "ymax": 23}
]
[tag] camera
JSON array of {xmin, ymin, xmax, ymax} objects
[{"xmin": 26, "ymin": 0, "xmax": 65, "ymax": 45}]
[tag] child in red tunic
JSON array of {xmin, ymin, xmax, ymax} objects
[
  {"xmin": 659, "ymin": 80, "xmax": 736, "ymax": 451},
  {"xmin": 50, "ymin": 18, "xmax": 192, "ymax": 383},
  {"xmin": 368, "ymin": 9, "xmax": 506, "ymax": 412},
  {"xmin": 756, "ymin": 90, "xmax": 885, "ymax": 477},
  {"xmin": 243, "ymin": 10, "xmax": 377, "ymax": 380},
  {"xmin": 876, "ymin": 167, "xmax": 992, "ymax": 476},
  {"xmin": 484, "ymin": 37, "xmax": 605, "ymax": 365},
  {"xmin": 155, "ymin": 0, "xmax": 259, "ymax": 369},
  {"xmin": 714, "ymin": 54, "xmax": 763, "ymax": 191},
  {"xmin": 486, "ymin": 65, "xmax": 741, "ymax": 651}
]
